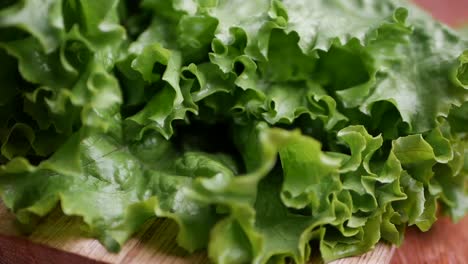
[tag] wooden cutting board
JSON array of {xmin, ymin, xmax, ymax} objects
[
  {"xmin": 391, "ymin": 216, "xmax": 468, "ymax": 264},
  {"xmin": 1, "ymin": 200, "xmax": 467, "ymax": 264},
  {"xmin": 0, "ymin": 201, "xmax": 395, "ymax": 264},
  {"xmin": 2, "ymin": 202, "xmax": 467, "ymax": 264}
]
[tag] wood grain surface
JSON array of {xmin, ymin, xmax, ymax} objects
[
  {"xmin": 0, "ymin": 202, "xmax": 394, "ymax": 264},
  {"xmin": 391, "ymin": 216, "xmax": 468, "ymax": 264},
  {"xmin": 0, "ymin": 235, "xmax": 103, "ymax": 264},
  {"xmin": 2, "ymin": 201, "xmax": 466, "ymax": 264}
]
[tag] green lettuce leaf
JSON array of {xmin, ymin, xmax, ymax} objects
[{"xmin": 1, "ymin": 1, "xmax": 467, "ymax": 264}]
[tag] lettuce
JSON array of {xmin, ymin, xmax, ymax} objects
[{"xmin": 0, "ymin": 0, "xmax": 467, "ymax": 263}]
